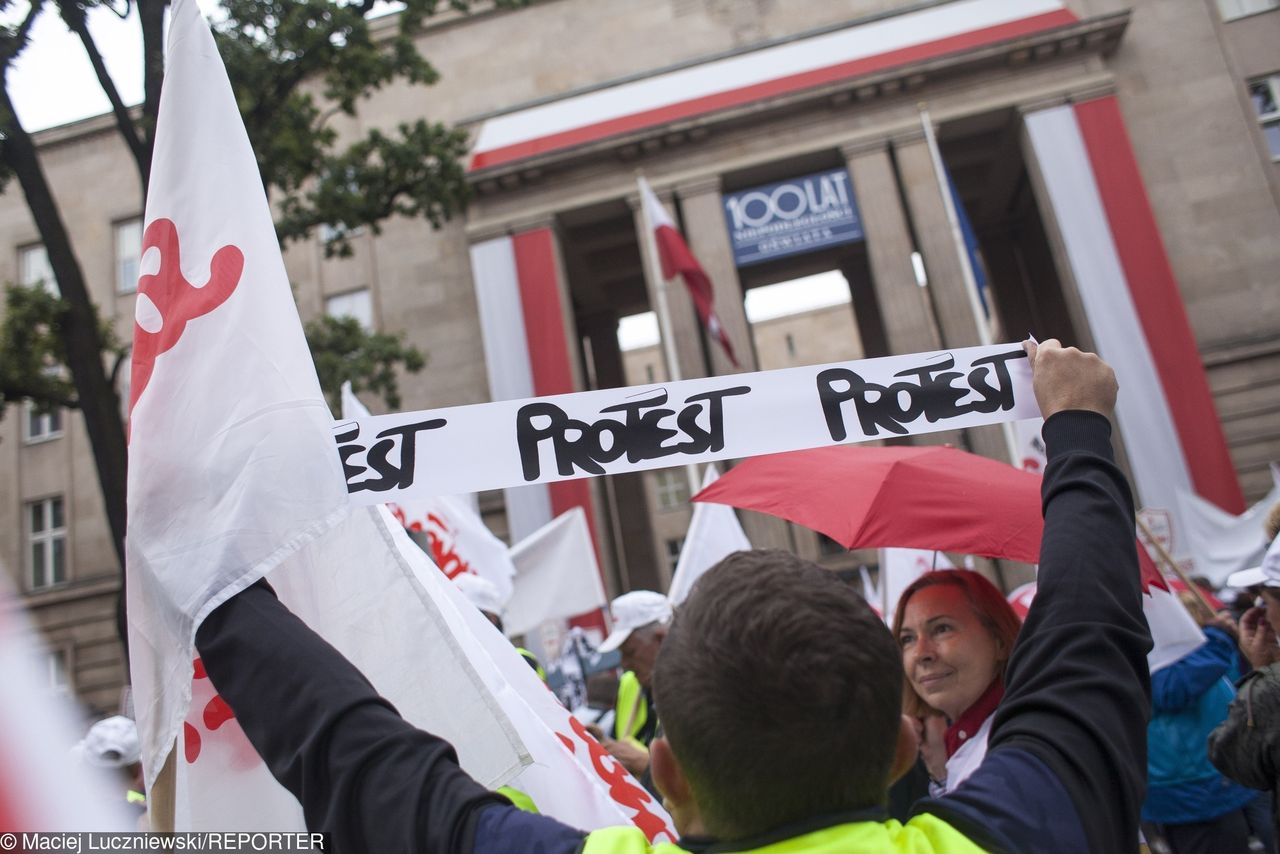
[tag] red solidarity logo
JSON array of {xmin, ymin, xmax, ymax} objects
[
  {"xmin": 391, "ymin": 505, "xmax": 476, "ymax": 580},
  {"xmin": 184, "ymin": 657, "xmax": 261, "ymax": 771},
  {"xmin": 130, "ymin": 219, "xmax": 243, "ymax": 413},
  {"xmin": 556, "ymin": 715, "xmax": 673, "ymax": 843}
]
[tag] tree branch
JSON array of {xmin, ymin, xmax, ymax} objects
[
  {"xmin": 57, "ymin": 1, "xmax": 147, "ymax": 176},
  {"xmin": 0, "ymin": 0, "xmax": 46, "ymax": 69}
]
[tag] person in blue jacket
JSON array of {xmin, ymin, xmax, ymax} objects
[{"xmin": 1144, "ymin": 616, "xmax": 1271, "ymax": 852}]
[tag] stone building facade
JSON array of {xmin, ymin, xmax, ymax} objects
[{"xmin": 2, "ymin": 0, "xmax": 1278, "ymax": 714}]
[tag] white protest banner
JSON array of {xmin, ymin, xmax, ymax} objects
[
  {"xmin": 336, "ymin": 343, "xmax": 1038, "ymax": 503},
  {"xmin": 395, "ymin": 516, "xmax": 677, "ymax": 843},
  {"xmin": 505, "ymin": 507, "xmax": 609, "ymax": 638},
  {"xmin": 668, "ymin": 466, "xmax": 752, "ymax": 606},
  {"xmin": 343, "ymin": 383, "xmax": 517, "ymax": 602},
  {"xmin": 127, "ymin": 0, "xmax": 526, "ymax": 829}
]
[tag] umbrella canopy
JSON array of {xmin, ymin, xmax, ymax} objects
[
  {"xmin": 693, "ymin": 443, "xmax": 1164, "ymax": 589},
  {"xmin": 694, "ymin": 445, "xmax": 1044, "ymax": 561}
]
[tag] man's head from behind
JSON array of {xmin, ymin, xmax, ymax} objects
[{"xmin": 651, "ymin": 549, "xmax": 907, "ymax": 840}]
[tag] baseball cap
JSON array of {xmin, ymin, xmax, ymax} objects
[
  {"xmin": 1226, "ymin": 533, "xmax": 1280, "ymax": 590},
  {"xmin": 75, "ymin": 715, "xmax": 141, "ymax": 768},
  {"xmin": 453, "ymin": 573, "xmax": 504, "ymax": 617},
  {"xmin": 598, "ymin": 590, "xmax": 672, "ymax": 654}
]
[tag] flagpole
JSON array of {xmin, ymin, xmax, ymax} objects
[
  {"xmin": 636, "ymin": 172, "xmax": 701, "ymax": 497},
  {"xmin": 918, "ymin": 105, "xmax": 1020, "ymax": 465}
]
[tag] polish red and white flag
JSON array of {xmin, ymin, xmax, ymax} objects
[
  {"xmin": 638, "ymin": 177, "xmax": 739, "ymax": 367},
  {"xmin": 127, "ymin": 0, "xmax": 674, "ymax": 840}
]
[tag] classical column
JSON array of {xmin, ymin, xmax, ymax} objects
[
  {"xmin": 841, "ymin": 140, "xmax": 940, "ymax": 356},
  {"xmin": 628, "ymin": 188, "xmax": 707, "ymax": 381},
  {"xmin": 577, "ymin": 308, "xmax": 662, "ymax": 595},
  {"xmin": 675, "ymin": 175, "xmax": 754, "ymax": 376},
  {"xmin": 894, "ymin": 133, "xmax": 1009, "ymax": 463}
]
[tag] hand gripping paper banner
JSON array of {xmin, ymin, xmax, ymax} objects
[{"xmin": 335, "ymin": 343, "xmax": 1039, "ymax": 504}]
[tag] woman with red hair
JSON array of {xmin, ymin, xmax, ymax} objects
[{"xmin": 893, "ymin": 569, "xmax": 1023, "ymax": 794}]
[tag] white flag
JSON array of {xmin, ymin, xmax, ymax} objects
[
  {"xmin": 396, "ymin": 521, "xmax": 676, "ymax": 842},
  {"xmin": 1177, "ymin": 466, "xmax": 1280, "ymax": 586},
  {"xmin": 505, "ymin": 507, "xmax": 608, "ymax": 638},
  {"xmin": 1005, "ymin": 582, "xmax": 1203, "ymax": 675},
  {"xmin": 342, "ymin": 383, "xmax": 515, "ymax": 602},
  {"xmin": 0, "ymin": 580, "xmax": 134, "ymax": 831},
  {"xmin": 880, "ymin": 548, "xmax": 955, "ymax": 620},
  {"xmin": 668, "ymin": 466, "xmax": 751, "ymax": 606},
  {"xmin": 127, "ymin": 0, "xmax": 526, "ymax": 828}
]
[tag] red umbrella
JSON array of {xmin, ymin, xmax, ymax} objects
[{"xmin": 693, "ymin": 444, "xmax": 1165, "ymax": 589}]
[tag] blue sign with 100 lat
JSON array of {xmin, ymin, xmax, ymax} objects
[{"xmin": 722, "ymin": 168, "xmax": 864, "ymax": 267}]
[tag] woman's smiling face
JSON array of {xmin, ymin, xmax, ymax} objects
[{"xmin": 898, "ymin": 584, "xmax": 1004, "ymax": 721}]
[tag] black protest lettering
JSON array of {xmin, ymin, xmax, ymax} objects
[
  {"xmin": 355, "ymin": 419, "xmax": 447, "ymax": 493},
  {"xmin": 600, "ymin": 390, "xmax": 679, "ymax": 463},
  {"xmin": 516, "ymin": 385, "xmax": 752, "ymax": 482},
  {"xmin": 516, "ymin": 402, "xmax": 605, "ymax": 480},
  {"xmin": 891, "ymin": 357, "xmax": 966, "ymax": 424},
  {"xmin": 818, "ymin": 350, "xmax": 1027, "ymax": 440},
  {"xmin": 334, "ymin": 424, "xmax": 368, "ymax": 486},
  {"xmin": 965, "ymin": 349, "xmax": 1026, "ymax": 414},
  {"xmin": 816, "ymin": 368, "xmax": 919, "ymax": 438},
  {"xmin": 680, "ymin": 387, "xmax": 751, "ymax": 453}
]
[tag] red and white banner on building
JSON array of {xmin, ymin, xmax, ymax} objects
[
  {"xmin": 469, "ymin": 0, "xmax": 1076, "ymax": 171},
  {"xmin": 1024, "ymin": 99, "xmax": 1244, "ymax": 548}
]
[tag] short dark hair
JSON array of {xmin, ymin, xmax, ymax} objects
[{"xmin": 653, "ymin": 549, "xmax": 902, "ymax": 839}]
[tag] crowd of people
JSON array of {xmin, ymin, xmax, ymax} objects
[{"xmin": 74, "ymin": 339, "xmax": 1280, "ymax": 852}]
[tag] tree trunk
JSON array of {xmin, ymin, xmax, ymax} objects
[{"xmin": 0, "ymin": 86, "xmax": 129, "ymax": 595}]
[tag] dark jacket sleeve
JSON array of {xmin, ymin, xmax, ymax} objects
[
  {"xmin": 194, "ymin": 580, "xmax": 584, "ymax": 854},
  {"xmin": 1151, "ymin": 627, "xmax": 1233, "ymax": 713},
  {"xmin": 1209, "ymin": 663, "xmax": 1280, "ymax": 792},
  {"xmin": 984, "ymin": 411, "xmax": 1153, "ymax": 853}
]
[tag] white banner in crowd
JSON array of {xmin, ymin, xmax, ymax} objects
[
  {"xmin": 343, "ymin": 383, "xmax": 517, "ymax": 603},
  {"xmin": 668, "ymin": 466, "xmax": 753, "ymax": 606},
  {"xmin": 505, "ymin": 507, "xmax": 609, "ymax": 638},
  {"xmin": 880, "ymin": 548, "xmax": 956, "ymax": 620},
  {"xmin": 1177, "ymin": 465, "xmax": 1280, "ymax": 587},
  {"xmin": 336, "ymin": 343, "xmax": 1038, "ymax": 503}
]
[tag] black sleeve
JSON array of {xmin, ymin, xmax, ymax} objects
[
  {"xmin": 984, "ymin": 411, "xmax": 1152, "ymax": 853},
  {"xmin": 194, "ymin": 580, "xmax": 586, "ymax": 854}
]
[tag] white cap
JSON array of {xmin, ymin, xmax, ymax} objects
[
  {"xmin": 75, "ymin": 715, "xmax": 141, "ymax": 768},
  {"xmin": 454, "ymin": 573, "xmax": 504, "ymax": 617},
  {"xmin": 598, "ymin": 590, "xmax": 672, "ymax": 654},
  {"xmin": 1226, "ymin": 533, "xmax": 1280, "ymax": 590}
]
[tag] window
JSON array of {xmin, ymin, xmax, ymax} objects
[
  {"xmin": 27, "ymin": 496, "xmax": 67, "ymax": 590},
  {"xmin": 19, "ymin": 244, "xmax": 57, "ymax": 294},
  {"xmin": 644, "ymin": 363, "xmax": 655, "ymax": 384},
  {"xmin": 325, "ymin": 288, "xmax": 374, "ymax": 331},
  {"xmin": 665, "ymin": 537, "xmax": 684, "ymax": 572},
  {"xmin": 46, "ymin": 649, "xmax": 71, "ymax": 696},
  {"xmin": 1248, "ymin": 75, "xmax": 1280, "ymax": 160},
  {"xmin": 24, "ymin": 402, "xmax": 63, "ymax": 443},
  {"xmin": 115, "ymin": 218, "xmax": 143, "ymax": 294},
  {"xmin": 1217, "ymin": 0, "xmax": 1279, "ymax": 21},
  {"xmin": 654, "ymin": 468, "xmax": 691, "ymax": 510}
]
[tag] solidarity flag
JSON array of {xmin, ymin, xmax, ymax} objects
[
  {"xmin": 505, "ymin": 507, "xmax": 608, "ymax": 638},
  {"xmin": 126, "ymin": 0, "xmax": 528, "ymax": 828},
  {"xmin": 638, "ymin": 177, "xmax": 738, "ymax": 367},
  {"xmin": 667, "ymin": 466, "xmax": 751, "ymax": 606},
  {"xmin": 342, "ymin": 383, "xmax": 517, "ymax": 603}
]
